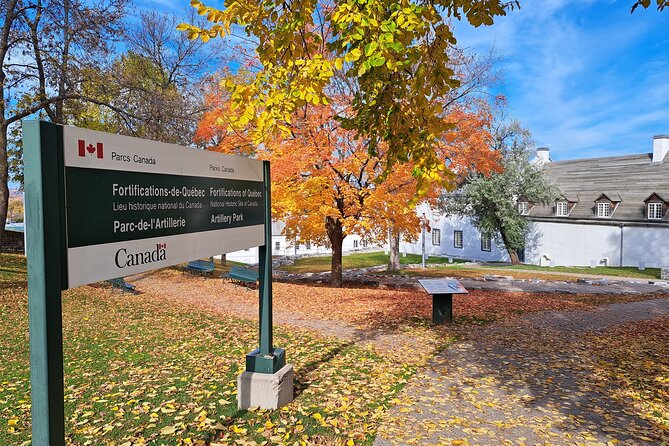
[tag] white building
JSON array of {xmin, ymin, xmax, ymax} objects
[
  {"xmin": 225, "ymin": 221, "xmax": 381, "ymax": 264},
  {"xmin": 399, "ymin": 204, "xmax": 510, "ymax": 263},
  {"xmin": 401, "ymin": 135, "xmax": 669, "ymax": 268},
  {"xmin": 523, "ymin": 135, "xmax": 669, "ymax": 268}
]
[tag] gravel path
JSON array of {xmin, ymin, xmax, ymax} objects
[
  {"xmin": 277, "ymin": 269, "xmax": 669, "ymax": 295},
  {"xmin": 375, "ymin": 297, "xmax": 669, "ymax": 446}
]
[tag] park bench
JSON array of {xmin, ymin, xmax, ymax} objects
[
  {"xmin": 106, "ymin": 277, "xmax": 136, "ymax": 293},
  {"xmin": 223, "ymin": 265, "xmax": 259, "ymax": 287},
  {"xmin": 183, "ymin": 258, "xmax": 216, "ymax": 276}
]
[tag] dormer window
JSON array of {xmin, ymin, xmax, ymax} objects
[
  {"xmin": 597, "ymin": 202, "xmax": 611, "ymax": 218},
  {"xmin": 648, "ymin": 203, "xmax": 663, "ymax": 220},
  {"xmin": 643, "ymin": 193, "xmax": 666, "ymax": 221},
  {"xmin": 554, "ymin": 195, "xmax": 578, "ymax": 217},
  {"xmin": 556, "ymin": 201, "xmax": 568, "ymax": 217},
  {"xmin": 518, "ymin": 201, "xmax": 529, "ymax": 215},
  {"xmin": 594, "ymin": 193, "xmax": 621, "ymax": 219}
]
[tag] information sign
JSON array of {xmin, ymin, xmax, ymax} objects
[
  {"xmin": 24, "ymin": 121, "xmax": 284, "ymax": 446},
  {"xmin": 61, "ymin": 126, "xmax": 265, "ymax": 287},
  {"xmin": 417, "ymin": 278, "xmax": 468, "ymax": 324}
]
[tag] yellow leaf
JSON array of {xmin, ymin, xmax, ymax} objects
[
  {"xmin": 160, "ymin": 425, "xmax": 177, "ymax": 435},
  {"xmin": 344, "ymin": 48, "xmax": 362, "ymax": 63},
  {"xmin": 231, "ymin": 425, "xmax": 247, "ymax": 434}
]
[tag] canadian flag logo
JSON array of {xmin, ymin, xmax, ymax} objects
[
  {"xmin": 78, "ymin": 140, "xmax": 104, "ymax": 159},
  {"xmin": 156, "ymin": 243, "xmax": 166, "ymax": 250}
]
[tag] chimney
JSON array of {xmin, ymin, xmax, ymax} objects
[
  {"xmin": 535, "ymin": 147, "xmax": 551, "ymax": 165},
  {"xmin": 652, "ymin": 135, "xmax": 669, "ymax": 163}
]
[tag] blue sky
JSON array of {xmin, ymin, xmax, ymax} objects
[
  {"xmin": 152, "ymin": 1, "xmax": 668, "ymax": 161},
  {"xmin": 8, "ymin": 3, "xmax": 663, "ymax": 192},
  {"xmin": 453, "ymin": 1, "xmax": 669, "ymax": 161}
]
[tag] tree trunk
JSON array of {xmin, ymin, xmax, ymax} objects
[
  {"xmin": 500, "ymin": 229, "xmax": 521, "ymax": 265},
  {"xmin": 0, "ymin": 125, "xmax": 8, "ymax": 250},
  {"xmin": 220, "ymin": 253, "xmax": 226, "ymax": 266},
  {"xmin": 326, "ymin": 216, "xmax": 344, "ymax": 287},
  {"xmin": 0, "ymin": 1, "xmax": 18, "ymax": 252},
  {"xmin": 55, "ymin": 0, "xmax": 71, "ymax": 123},
  {"xmin": 507, "ymin": 248, "xmax": 521, "ymax": 265},
  {"xmin": 388, "ymin": 227, "xmax": 401, "ymax": 271}
]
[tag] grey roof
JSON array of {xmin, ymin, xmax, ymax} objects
[{"xmin": 529, "ymin": 153, "xmax": 669, "ymax": 223}]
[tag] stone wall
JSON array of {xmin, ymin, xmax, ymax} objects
[{"xmin": 1, "ymin": 230, "xmax": 24, "ymax": 253}]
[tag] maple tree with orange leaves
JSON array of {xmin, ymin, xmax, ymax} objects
[{"xmin": 196, "ymin": 88, "xmax": 499, "ymax": 286}]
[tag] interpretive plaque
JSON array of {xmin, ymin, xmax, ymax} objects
[
  {"xmin": 418, "ymin": 278, "xmax": 469, "ymax": 295},
  {"xmin": 418, "ymin": 278, "xmax": 468, "ymax": 324}
]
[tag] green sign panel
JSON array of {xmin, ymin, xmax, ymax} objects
[{"xmin": 66, "ymin": 167, "xmax": 264, "ymax": 247}]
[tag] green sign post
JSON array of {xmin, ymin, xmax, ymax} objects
[
  {"xmin": 245, "ymin": 161, "xmax": 285, "ymax": 374},
  {"xmin": 24, "ymin": 121, "xmax": 67, "ymax": 445},
  {"xmin": 23, "ymin": 121, "xmax": 289, "ymax": 445}
]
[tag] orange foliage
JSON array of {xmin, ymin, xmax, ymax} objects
[
  {"xmin": 267, "ymin": 98, "xmax": 498, "ymax": 246},
  {"xmin": 194, "ymin": 82, "xmax": 255, "ymax": 156},
  {"xmin": 195, "ymin": 88, "xmax": 499, "ymax": 284},
  {"xmin": 197, "ymin": 92, "xmax": 499, "ymax": 245}
]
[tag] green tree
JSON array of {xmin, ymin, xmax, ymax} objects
[
  {"xmin": 180, "ymin": 0, "xmax": 519, "ymax": 191},
  {"xmin": 441, "ymin": 121, "xmax": 559, "ymax": 264}
]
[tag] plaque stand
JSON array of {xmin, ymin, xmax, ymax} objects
[
  {"xmin": 432, "ymin": 294, "xmax": 453, "ymax": 324},
  {"xmin": 418, "ymin": 278, "xmax": 469, "ymax": 325}
]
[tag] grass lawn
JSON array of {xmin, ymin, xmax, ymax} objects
[
  {"xmin": 0, "ymin": 253, "xmax": 419, "ymax": 445},
  {"xmin": 281, "ymin": 250, "xmax": 661, "ymax": 280},
  {"xmin": 280, "ymin": 251, "xmax": 465, "ymax": 273},
  {"xmin": 388, "ymin": 264, "xmax": 661, "ymax": 282},
  {"xmin": 0, "ymin": 252, "xmax": 26, "ymax": 280}
]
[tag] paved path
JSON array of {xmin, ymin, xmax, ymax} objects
[
  {"xmin": 458, "ymin": 277, "xmax": 668, "ymax": 295},
  {"xmin": 375, "ymin": 298, "xmax": 669, "ymax": 446}
]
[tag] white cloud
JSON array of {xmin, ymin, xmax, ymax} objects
[{"xmin": 454, "ymin": 1, "xmax": 669, "ymax": 160}]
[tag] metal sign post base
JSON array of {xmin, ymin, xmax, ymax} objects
[{"xmin": 245, "ymin": 347, "xmax": 286, "ymax": 374}]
